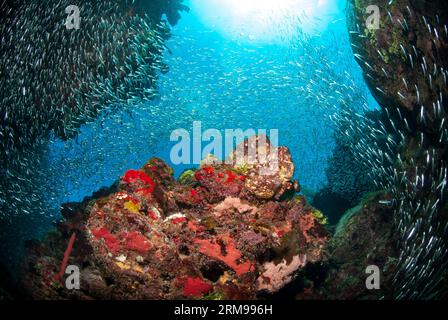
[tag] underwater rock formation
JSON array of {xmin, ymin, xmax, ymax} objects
[
  {"xmin": 347, "ymin": 0, "xmax": 448, "ymax": 299},
  {"xmin": 303, "ymin": 192, "xmax": 398, "ymax": 300},
  {"xmin": 348, "ymin": 0, "xmax": 447, "ymax": 120},
  {"xmin": 21, "ymin": 137, "xmax": 328, "ymax": 300},
  {"xmin": 140, "ymin": 0, "xmax": 190, "ymax": 26},
  {"xmin": 323, "ymin": 141, "xmax": 372, "ymax": 207},
  {"xmin": 227, "ymin": 134, "xmax": 298, "ymax": 200}
]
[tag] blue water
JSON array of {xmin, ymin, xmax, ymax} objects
[{"xmin": 0, "ymin": 0, "xmax": 380, "ymax": 270}]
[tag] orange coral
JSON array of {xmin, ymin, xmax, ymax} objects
[
  {"xmin": 225, "ymin": 170, "xmax": 237, "ymax": 183},
  {"xmin": 194, "ymin": 234, "xmax": 253, "ymax": 276},
  {"xmin": 188, "ymin": 220, "xmax": 205, "ymax": 233},
  {"xmin": 194, "ymin": 171, "xmax": 203, "ymax": 181},
  {"xmin": 148, "ymin": 210, "xmax": 158, "ymax": 221},
  {"xmin": 171, "ymin": 216, "xmax": 187, "ymax": 224}
]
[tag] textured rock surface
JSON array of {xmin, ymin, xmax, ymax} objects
[
  {"xmin": 348, "ymin": 0, "xmax": 447, "ymax": 124},
  {"xmin": 347, "ymin": 0, "xmax": 448, "ymax": 299},
  {"xmin": 299, "ymin": 192, "xmax": 398, "ymax": 300},
  {"xmin": 20, "ymin": 137, "xmax": 328, "ymax": 300},
  {"xmin": 227, "ymin": 135, "xmax": 298, "ymax": 200}
]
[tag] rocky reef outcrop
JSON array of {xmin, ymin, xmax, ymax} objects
[
  {"xmin": 344, "ymin": 0, "xmax": 448, "ymax": 299},
  {"xmin": 348, "ymin": 0, "xmax": 447, "ymax": 121},
  {"xmin": 21, "ymin": 137, "xmax": 328, "ymax": 300},
  {"xmin": 302, "ymin": 192, "xmax": 398, "ymax": 300}
]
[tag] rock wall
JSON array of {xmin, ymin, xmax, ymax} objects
[{"xmin": 345, "ymin": 0, "xmax": 448, "ymax": 299}]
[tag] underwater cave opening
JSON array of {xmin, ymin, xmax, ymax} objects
[{"xmin": 0, "ymin": 0, "xmax": 380, "ymax": 277}]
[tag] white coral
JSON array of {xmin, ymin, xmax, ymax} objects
[
  {"xmin": 213, "ymin": 197, "xmax": 257, "ymax": 216},
  {"xmin": 257, "ymin": 255, "xmax": 307, "ymax": 293}
]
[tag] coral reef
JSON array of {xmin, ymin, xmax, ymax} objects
[
  {"xmin": 227, "ymin": 134, "xmax": 298, "ymax": 200},
  {"xmin": 20, "ymin": 136, "xmax": 328, "ymax": 300}
]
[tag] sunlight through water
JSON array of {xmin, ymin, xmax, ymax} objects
[{"xmin": 189, "ymin": 0, "xmax": 346, "ymax": 42}]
